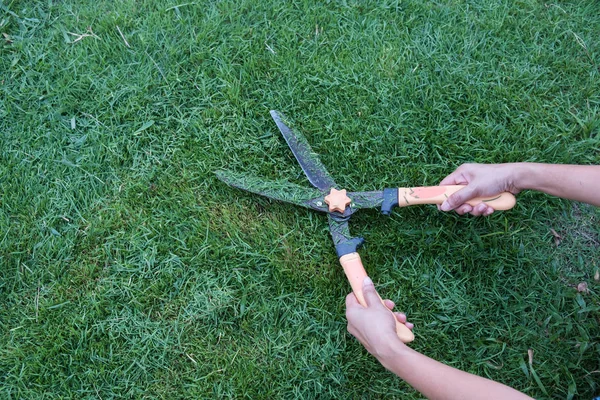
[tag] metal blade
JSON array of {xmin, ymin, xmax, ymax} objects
[
  {"xmin": 215, "ymin": 169, "xmax": 327, "ymax": 211},
  {"xmin": 328, "ymin": 215, "xmax": 354, "ymax": 246},
  {"xmin": 270, "ymin": 110, "xmax": 337, "ymax": 191},
  {"xmin": 347, "ymin": 191, "xmax": 384, "ymax": 210}
]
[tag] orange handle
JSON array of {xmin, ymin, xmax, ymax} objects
[
  {"xmin": 339, "ymin": 252, "xmax": 414, "ymax": 343},
  {"xmin": 397, "ymin": 185, "xmax": 516, "ymax": 210}
]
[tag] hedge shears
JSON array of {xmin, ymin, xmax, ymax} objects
[{"xmin": 216, "ymin": 111, "xmax": 516, "ymax": 343}]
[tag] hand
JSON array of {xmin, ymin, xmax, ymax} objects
[
  {"xmin": 346, "ymin": 277, "xmax": 413, "ymax": 359},
  {"xmin": 438, "ymin": 163, "xmax": 522, "ymax": 216}
]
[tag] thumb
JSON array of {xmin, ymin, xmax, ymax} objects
[
  {"xmin": 441, "ymin": 185, "xmax": 477, "ymax": 211},
  {"xmin": 362, "ymin": 277, "xmax": 382, "ymax": 308}
]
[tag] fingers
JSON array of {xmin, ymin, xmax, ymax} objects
[
  {"xmin": 445, "ymin": 202, "xmax": 495, "ymax": 216},
  {"xmin": 483, "ymin": 206, "xmax": 495, "ymax": 216},
  {"xmin": 394, "ymin": 312, "xmax": 414, "ymax": 330},
  {"xmin": 383, "ymin": 299, "xmax": 395, "ymax": 310},
  {"xmin": 346, "ymin": 286, "xmax": 415, "ymax": 335},
  {"xmin": 455, "ymin": 204, "xmax": 473, "ymax": 215},
  {"xmin": 468, "ymin": 203, "xmax": 486, "ymax": 216},
  {"xmin": 469, "ymin": 203, "xmax": 495, "ymax": 216},
  {"xmin": 439, "ymin": 203, "xmax": 472, "ymax": 213},
  {"xmin": 440, "ymin": 185, "xmax": 478, "ymax": 211},
  {"xmin": 439, "ymin": 168, "xmax": 468, "ymax": 186},
  {"xmin": 361, "ymin": 277, "xmax": 384, "ymax": 308},
  {"xmin": 345, "ymin": 292, "xmax": 360, "ymax": 308},
  {"xmin": 439, "ymin": 163, "xmax": 495, "ymax": 214},
  {"xmin": 394, "ymin": 312, "xmax": 406, "ymax": 322},
  {"xmin": 382, "ymin": 301, "xmax": 414, "ymax": 330}
]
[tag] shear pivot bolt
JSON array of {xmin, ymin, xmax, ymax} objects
[{"xmin": 324, "ymin": 188, "xmax": 352, "ymax": 213}]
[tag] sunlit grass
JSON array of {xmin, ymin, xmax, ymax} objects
[{"xmin": 1, "ymin": 1, "xmax": 599, "ymax": 398}]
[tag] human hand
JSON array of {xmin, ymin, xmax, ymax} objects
[
  {"xmin": 346, "ymin": 277, "xmax": 413, "ymax": 359},
  {"xmin": 438, "ymin": 163, "xmax": 522, "ymax": 216}
]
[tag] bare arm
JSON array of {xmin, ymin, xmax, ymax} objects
[
  {"xmin": 377, "ymin": 341, "xmax": 531, "ymax": 400},
  {"xmin": 517, "ymin": 163, "xmax": 600, "ymax": 205},
  {"xmin": 438, "ymin": 163, "xmax": 600, "ymax": 216},
  {"xmin": 346, "ymin": 278, "xmax": 532, "ymax": 400}
]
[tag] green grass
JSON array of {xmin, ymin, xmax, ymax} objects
[{"xmin": 1, "ymin": 0, "xmax": 599, "ymax": 398}]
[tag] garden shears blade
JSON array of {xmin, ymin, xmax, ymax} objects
[
  {"xmin": 216, "ymin": 110, "xmax": 519, "ymax": 344},
  {"xmin": 214, "ymin": 169, "xmax": 328, "ymax": 212},
  {"xmin": 270, "ymin": 110, "xmax": 337, "ymax": 191}
]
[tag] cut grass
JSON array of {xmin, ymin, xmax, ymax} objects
[{"xmin": 1, "ymin": 0, "xmax": 600, "ymax": 398}]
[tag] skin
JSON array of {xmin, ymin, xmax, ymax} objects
[
  {"xmin": 346, "ymin": 278, "xmax": 533, "ymax": 400},
  {"xmin": 345, "ymin": 163, "xmax": 599, "ymax": 398},
  {"xmin": 438, "ymin": 163, "xmax": 600, "ymax": 216}
]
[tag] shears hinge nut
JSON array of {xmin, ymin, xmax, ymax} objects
[{"xmin": 324, "ymin": 188, "xmax": 352, "ymax": 213}]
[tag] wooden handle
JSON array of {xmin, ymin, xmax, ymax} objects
[
  {"xmin": 396, "ymin": 185, "xmax": 516, "ymax": 210},
  {"xmin": 339, "ymin": 252, "xmax": 414, "ymax": 343}
]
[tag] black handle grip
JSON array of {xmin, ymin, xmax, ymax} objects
[{"xmin": 381, "ymin": 188, "xmax": 398, "ymax": 215}]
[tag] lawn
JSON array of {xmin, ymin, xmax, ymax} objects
[{"xmin": 1, "ymin": 0, "xmax": 599, "ymax": 398}]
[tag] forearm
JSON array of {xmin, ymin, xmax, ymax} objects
[
  {"xmin": 377, "ymin": 342, "xmax": 532, "ymax": 400},
  {"xmin": 513, "ymin": 163, "xmax": 600, "ymax": 206}
]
